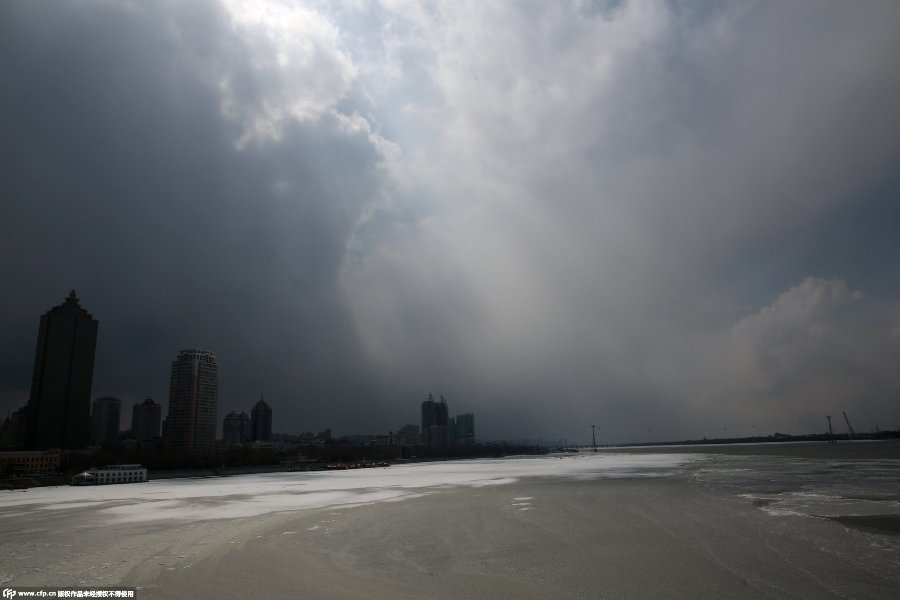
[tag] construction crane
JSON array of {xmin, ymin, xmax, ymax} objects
[
  {"xmin": 591, "ymin": 425, "xmax": 597, "ymax": 452},
  {"xmin": 826, "ymin": 415, "xmax": 836, "ymax": 444},
  {"xmin": 843, "ymin": 411, "xmax": 856, "ymax": 440}
]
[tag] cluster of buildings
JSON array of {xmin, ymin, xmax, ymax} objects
[
  {"xmin": 1, "ymin": 291, "xmax": 477, "ymax": 475},
  {"xmin": 223, "ymin": 396, "xmax": 272, "ymax": 445},
  {"xmin": 0, "ymin": 292, "xmax": 229, "ymax": 473},
  {"xmin": 419, "ymin": 393, "xmax": 475, "ymax": 450},
  {"xmin": 92, "ymin": 396, "xmax": 159, "ymax": 446},
  {"xmin": 88, "ymin": 397, "xmax": 163, "ymax": 446},
  {"xmin": 327, "ymin": 395, "xmax": 476, "ymax": 452}
]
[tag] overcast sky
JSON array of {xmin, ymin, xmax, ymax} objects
[{"xmin": 2, "ymin": 0, "xmax": 900, "ymax": 444}]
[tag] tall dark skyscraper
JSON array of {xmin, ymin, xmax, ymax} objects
[
  {"xmin": 25, "ymin": 291, "xmax": 99, "ymax": 450},
  {"xmin": 165, "ymin": 349, "xmax": 218, "ymax": 455},
  {"xmin": 421, "ymin": 393, "xmax": 449, "ymax": 450},
  {"xmin": 251, "ymin": 395, "xmax": 272, "ymax": 442}
]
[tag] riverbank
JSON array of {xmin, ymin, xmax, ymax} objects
[{"xmin": 597, "ymin": 438, "xmax": 900, "ymax": 459}]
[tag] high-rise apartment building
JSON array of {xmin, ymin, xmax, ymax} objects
[
  {"xmin": 164, "ymin": 349, "xmax": 218, "ymax": 455},
  {"xmin": 131, "ymin": 398, "xmax": 161, "ymax": 442},
  {"xmin": 251, "ymin": 395, "xmax": 272, "ymax": 442},
  {"xmin": 421, "ymin": 393, "xmax": 449, "ymax": 450},
  {"xmin": 91, "ymin": 396, "xmax": 121, "ymax": 445},
  {"xmin": 25, "ymin": 291, "xmax": 99, "ymax": 450}
]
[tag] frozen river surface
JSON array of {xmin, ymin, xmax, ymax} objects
[
  {"xmin": 0, "ymin": 453, "xmax": 692, "ymax": 522},
  {"xmin": 1, "ymin": 445, "xmax": 899, "ymax": 599}
]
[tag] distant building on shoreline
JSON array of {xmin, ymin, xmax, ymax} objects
[
  {"xmin": 455, "ymin": 412, "xmax": 475, "ymax": 446},
  {"xmin": 131, "ymin": 398, "xmax": 161, "ymax": 442},
  {"xmin": 165, "ymin": 349, "xmax": 218, "ymax": 455},
  {"xmin": 0, "ymin": 406, "xmax": 28, "ymax": 450},
  {"xmin": 421, "ymin": 393, "xmax": 449, "ymax": 450},
  {"xmin": 223, "ymin": 410, "xmax": 250, "ymax": 444},
  {"xmin": 26, "ymin": 290, "xmax": 99, "ymax": 450},
  {"xmin": 91, "ymin": 396, "xmax": 121, "ymax": 445},
  {"xmin": 0, "ymin": 449, "xmax": 60, "ymax": 476},
  {"xmin": 251, "ymin": 395, "xmax": 272, "ymax": 442},
  {"xmin": 396, "ymin": 424, "xmax": 420, "ymax": 446}
]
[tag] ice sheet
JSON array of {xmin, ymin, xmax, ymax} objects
[{"xmin": 0, "ymin": 453, "xmax": 697, "ymax": 522}]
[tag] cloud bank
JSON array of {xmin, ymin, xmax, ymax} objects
[{"xmin": 2, "ymin": 1, "xmax": 900, "ymax": 442}]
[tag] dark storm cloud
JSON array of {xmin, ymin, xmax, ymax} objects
[
  {"xmin": 3, "ymin": 1, "xmax": 900, "ymax": 442},
  {"xmin": 0, "ymin": 0, "xmax": 387, "ymax": 432}
]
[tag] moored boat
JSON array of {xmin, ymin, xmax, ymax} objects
[{"xmin": 71, "ymin": 464, "xmax": 148, "ymax": 485}]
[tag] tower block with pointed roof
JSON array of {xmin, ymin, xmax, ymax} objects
[
  {"xmin": 26, "ymin": 290, "xmax": 99, "ymax": 450},
  {"xmin": 251, "ymin": 394, "xmax": 272, "ymax": 442}
]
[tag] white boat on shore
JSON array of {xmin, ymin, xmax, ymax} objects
[{"xmin": 71, "ymin": 464, "xmax": 148, "ymax": 485}]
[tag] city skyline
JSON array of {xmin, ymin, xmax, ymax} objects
[
  {"xmin": 2, "ymin": 2, "xmax": 900, "ymax": 444},
  {"xmin": 6, "ymin": 289, "xmax": 480, "ymax": 447},
  {"xmin": 1, "ymin": 288, "xmax": 891, "ymax": 446},
  {"xmin": 6, "ymin": 289, "xmax": 486, "ymax": 445}
]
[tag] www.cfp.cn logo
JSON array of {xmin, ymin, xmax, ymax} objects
[{"xmin": 2, "ymin": 588, "xmax": 16, "ymax": 599}]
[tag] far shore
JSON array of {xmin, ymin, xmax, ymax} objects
[
  {"xmin": 593, "ymin": 438, "xmax": 900, "ymax": 459},
  {"xmin": 3, "ymin": 439, "xmax": 898, "ymax": 491}
]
